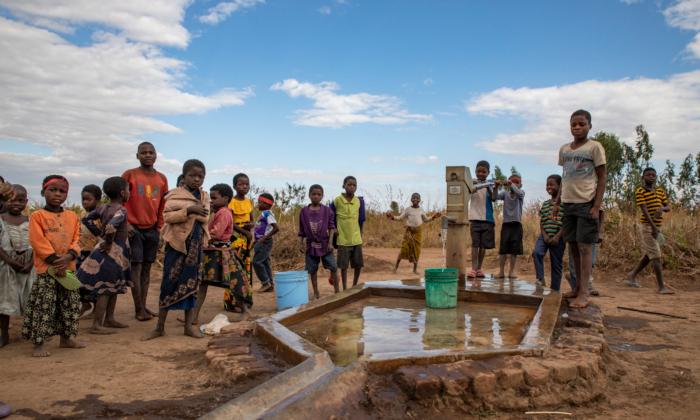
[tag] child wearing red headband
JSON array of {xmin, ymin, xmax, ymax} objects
[
  {"xmin": 252, "ymin": 193, "xmax": 279, "ymax": 292},
  {"xmin": 495, "ymin": 172, "xmax": 525, "ymax": 279},
  {"xmin": 22, "ymin": 175, "xmax": 85, "ymax": 357}
]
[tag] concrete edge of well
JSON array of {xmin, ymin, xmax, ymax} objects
[{"xmin": 200, "ymin": 279, "xmax": 561, "ymax": 419}]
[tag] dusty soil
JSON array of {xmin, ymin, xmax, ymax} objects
[{"xmin": 1, "ymin": 248, "xmax": 698, "ymax": 419}]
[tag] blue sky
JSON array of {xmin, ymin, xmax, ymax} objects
[{"xmin": 1, "ymin": 0, "xmax": 699, "ymax": 207}]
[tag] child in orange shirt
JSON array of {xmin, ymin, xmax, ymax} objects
[{"xmin": 22, "ymin": 175, "xmax": 85, "ymax": 357}]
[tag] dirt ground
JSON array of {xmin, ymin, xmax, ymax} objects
[{"xmin": 1, "ymin": 248, "xmax": 698, "ymax": 419}]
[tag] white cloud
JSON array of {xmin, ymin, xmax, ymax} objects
[
  {"xmin": 318, "ymin": 6, "xmax": 332, "ymax": 15},
  {"xmin": 199, "ymin": 0, "xmax": 265, "ymax": 25},
  {"xmin": 0, "ymin": 0, "xmax": 192, "ymax": 47},
  {"xmin": 663, "ymin": 0, "xmax": 700, "ymax": 58},
  {"xmin": 423, "ymin": 78, "xmax": 434, "ymax": 87},
  {"xmin": 620, "ymin": 0, "xmax": 642, "ymax": 4},
  {"xmin": 271, "ymin": 79, "xmax": 432, "ymax": 128},
  {"xmin": 0, "ymin": 14, "xmax": 251, "ymax": 200},
  {"xmin": 466, "ymin": 71, "xmax": 700, "ymax": 160}
]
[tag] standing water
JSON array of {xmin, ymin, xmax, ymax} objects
[{"xmin": 440, "ymin": 216, "xmax": 449, "ymax": 267}]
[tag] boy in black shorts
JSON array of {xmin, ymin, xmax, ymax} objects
[
  {"xmin": 553, "ymin": 110, "xmax": 606, "ymax": 308},
  {"xmin": 122, "ymin": 142, "xmax": 169, "ymax": 321},
  {"xmin": 468, "ymin": 161, "xmax": 496, "ymax": 278}
]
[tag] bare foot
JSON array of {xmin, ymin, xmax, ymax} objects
[
  {"xmin": 412, "ymin": 270, "xmax": 419, "ymax": 275},
  {"xmin": 79, "ymin": 303, "xmax": 93, "ymax": 319},
  {"xmin": 145, "ymin": 307, "xmax": 158, "ymax": 317},
  {"xmin": 495, "ymin": 273, "xmax": 505, "ymax": 279},
  {"xmin": 569, "ymin": 297, "xmax": 589, "ymax": 309},
  {"xmin": 89, "ymin": 326, "xmax": 116, "ymax": 335},
  {"xmin": 104, "ymin": 319, "xmax": 129, "ymax": 328},
  {"xmin": 135, "ymin": 312, "xmax": 152, "ymax": 322},
  {"xmin": 563, "ymin": 291, "xmax": 577, "ymax": 299},
  {"xmin": 508, "ymin": 274, "xmax": 518, "ymax": 279},
  {"xmin": 32, "ymin": 344, "xmax": 50, "ymax": 357},
  {"xmin": 59, "ymin": 337, "xmax": 86, "ymax": 349},
  {"xmin": 142, "ymin": 329, "xmax": 165, "ymax": 341},
  {"xmin": 185, "ymin": 327, "xmax": 204, "ymax": 338},
  {"xmin": 658, "ymin": 287, "xmax": 675, "ymax": 295}
]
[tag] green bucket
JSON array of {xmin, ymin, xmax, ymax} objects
[{"xmin": 424, "ymin": 268, "xmax": 458, "ymax": 309}]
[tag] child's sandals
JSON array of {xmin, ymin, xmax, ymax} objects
[{"xmin": 476, "ymin": 269, "xmax": 486, "ymax": 278}]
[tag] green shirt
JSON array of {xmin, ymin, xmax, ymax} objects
[
  {"xmin": 333, "ymin": 195, "xmax": 362, "ymax": 246},
  {"xmin": 539, "ymin": 199, "xmax": 563, "ymax": 236}
]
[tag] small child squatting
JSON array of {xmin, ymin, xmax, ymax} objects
[{"xmin": 386, "ymin": 192, "xmax": 440, "ymax": 275}]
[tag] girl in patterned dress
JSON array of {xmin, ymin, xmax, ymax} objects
[
  {"xmin": 224, "ymin": 173, "xmax": 254, "ymax": 310},
  {"xmin": 22, "ymin": 175, "xmax": 85, "ymax": 357},
  {"xmin": 0, "ymin": 184, "xmax": 35, "ymax": 347},
  {"xmin": 143, "ymin": 160, "xmax": 210, "ymax": 340},
  {"xmin": 77, "ymin": 177, "xmax": 131, "ymax": 334}
]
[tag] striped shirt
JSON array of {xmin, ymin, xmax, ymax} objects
[
  {"xmin": 635, "ymin": 186, "xmax": 668, "ymax": 226},
  {"xmin": 539, "ymin": 199, "xmax": 563, "ymax": 236}
]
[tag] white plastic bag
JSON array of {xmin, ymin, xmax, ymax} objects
[{"xmin": 199, "ymin": 313, "xmax": 231, "ymax": 335}]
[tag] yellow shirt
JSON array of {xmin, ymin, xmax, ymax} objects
[{"xmin": 228, "ymin": 197, "xmax": 254, "ymax": 226}]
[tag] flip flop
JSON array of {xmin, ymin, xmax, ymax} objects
[
  {"xmin": 48, "ymin": 267, "xmax": 81, "ymax": 291},
  {"xmin": 467, "ymin": 270, "xmax": 477, "ymax": 278},
  {"xmin": 476, "ymin": 269, "xmax": 486, "ymax": 278}
]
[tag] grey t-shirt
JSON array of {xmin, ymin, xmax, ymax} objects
[{"xmin": 496, "ymin": 186, "xmax": 525, "ymax": 223}]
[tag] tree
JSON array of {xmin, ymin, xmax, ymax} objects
[
  {"xmin": 658, "ymin": 160, "xmax": 677, "ymax": 203},
  {"xmin": 635, "ymin": 125, "xmax": 654, "ymax": 168},
  {"xmin": 676, "ymin": 154, "xmax": 698, "ymax": 209},
  {"xmin": 493, "ymin": 165, "xmax": 506, "ymax": 181},
  {"xmin": 593, "ymin": 131, "xmax": 624, "ymax": 206}
]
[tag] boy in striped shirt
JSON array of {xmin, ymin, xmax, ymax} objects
[
  {"xmin": 624, "ymin": 168, "xmax": 673, "ymax": 293},
  {"xmin": 532, "ymin": 175, "xmax": 566, "ymax": 291}
]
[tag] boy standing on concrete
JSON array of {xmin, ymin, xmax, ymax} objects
[{"xmin": 553, "ymin": 110, "xmax": 606, "ymax": 309}]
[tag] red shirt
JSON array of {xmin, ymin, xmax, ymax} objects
[{"xmin": 122, "ymin": 168, "xmax": 168, "ymax": 230}]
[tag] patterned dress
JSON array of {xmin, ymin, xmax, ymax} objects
[
  {"xmin": 22, "ymin": 209, "xmax": 81, "ymax": 345},
  {"xmin": 0, "ymin": 218, "xmax": 35, "ymax": 316},
  {"xmin": 159, "ymin": 190, "xmax": 204, "ymax": 311},
  {"xmin": 76, "ymin": 204, "xmax": 132, "ymax": 302},
  {"xmin": 225, "ymin": 197, "xmax": 254, "ymax": 309}
]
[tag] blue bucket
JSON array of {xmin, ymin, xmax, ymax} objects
[{"xmin": 274, "ymin": 270, "xmax": 309, "ymax": 311}]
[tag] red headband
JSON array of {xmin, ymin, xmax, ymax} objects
[
  {"xmin": 258, "ymin": 196, "xmax": 274, "ymax": 206},
  {"xmin": 43, "ymin": 177, "xmax": 69, "ymax": 191}
]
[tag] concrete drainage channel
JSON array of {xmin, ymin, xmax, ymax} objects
[{"xmin": 201, "ymin": 277, "xmax": 572, "ymax": 419}]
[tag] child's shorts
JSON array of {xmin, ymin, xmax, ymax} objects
[
  {"xmin": 129, "ymin": 226, "xmax": 160, "ymax": 263},
  {"xmin": 499, "ymin": 222, "xmax": 523, "ymax": 255},
  {"xmin": 638, "ymin": 223, "xmax": 662, "ymax": 260},
  {"xmin": 470, "ymin": 221, "xmax": 495, "ymax": 249},
  {"xmin": 337, "ymin": 245, "xmax": 364, "ymax": 269},
  {"xmin": 306, "ymin": 251, "xmax": 338, "ymax": 274},
  {"xmin": 562, "ymin": 202, "xmax": 599, "ymax": 244}
]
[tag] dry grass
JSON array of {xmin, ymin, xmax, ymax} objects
[{"xmin": 26, "ymin": 200, "xmax": 698, "ymax": 280}]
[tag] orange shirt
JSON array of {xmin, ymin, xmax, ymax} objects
[
  {"xmin": 29, "ymin": 209, "xmax": 81, "ymax": 274},
  {"xmin": 122, "ymin": 167, "xmax": 169, "ymax": 230}
]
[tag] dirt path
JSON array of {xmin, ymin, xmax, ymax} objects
[{"xmin": 1, "ymin": 248, "xmax": 698, "ymax": 419}]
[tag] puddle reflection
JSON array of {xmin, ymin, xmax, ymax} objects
[{"xmin": 290, "ymin": 296, "xmax": 535, "ymax": 366}]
